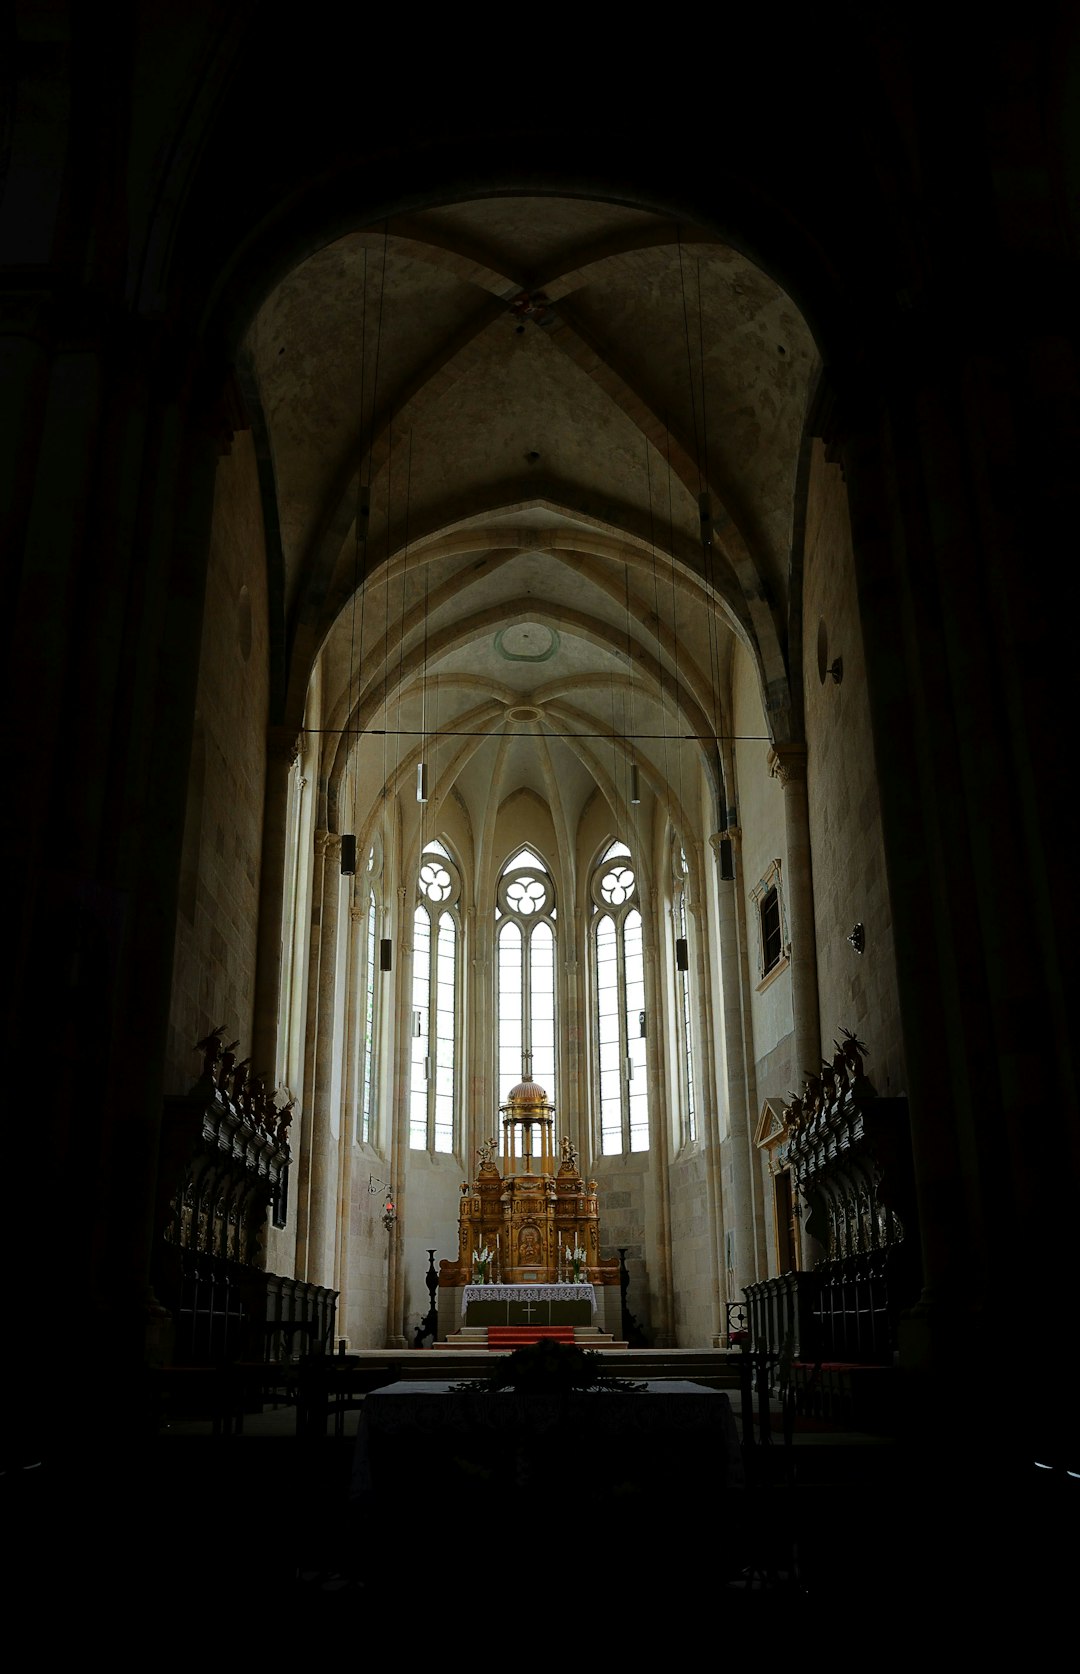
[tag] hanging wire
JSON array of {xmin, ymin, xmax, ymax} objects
[
  {"xmin": 646, "ymin": 437, "xmax": 674, "ymax": 817},
  {"xmin": 608, "ymin": 563, "xmax": 621, "ymax": 822},
  {"xmin": 664, "ymin": 415, "xmax": 686, "ymax": 834},
  {"xmin": 694, "ymin": 254, "xmax": 726, "ymax": 790},
  {"xmin": 364, "ymin": 227, "xmax": 393, "ymax": 969},
  {"xmin": 625, "ymin": 550, "xmax": 639, "ymax": 804},
  {"xmin": 342, "ymin": 248, "xmax": 372, "ymax": 877},
  {"xmin": 394, "ymin": 424, "xmax": 411, "ymax": 815}
]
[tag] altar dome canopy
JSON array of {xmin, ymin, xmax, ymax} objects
[{"xmin": 505, "ymin": 1079, "xmax": 552, "ymax": 1109}]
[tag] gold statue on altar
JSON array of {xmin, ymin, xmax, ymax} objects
[{"xmin": 439, "ymin": 1078, "xmax": 619, "ymax": 1289}]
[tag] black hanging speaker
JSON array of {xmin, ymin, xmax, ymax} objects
[
  {"xmin": 719, "ymin": 837, "xmax": 734, "ymax": 881},
  {"xmin": 675, "ymin": 937, "xmax": 689, "ymax": 972},
  {"xmin": 340, "ymin": 835, "xmax": 357, "ymax": 875},
  {"xmin": 379, "ymin": 938, "xmax": 393, "ymax": 972}
]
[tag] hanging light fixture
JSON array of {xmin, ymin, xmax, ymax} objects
[{"xmin": 369, "ymin": 1174, "xmax": 396, "ymax": 1229}]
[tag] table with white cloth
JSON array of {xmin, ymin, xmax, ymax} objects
[{"xmin": 349, "ymin": 1378, "xmax": 744, "ymax": 1533}]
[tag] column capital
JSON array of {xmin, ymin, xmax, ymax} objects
[
  {"xmin": 314, "ymin": 829, "xmax": 342, "ymax": 859},
  {"xmin": 768, "ymin": 743, "xmax": 808, "ymax": 787},
  {"xmin": 267, "ymin": 725, "xmax": 302, "ymax": 769}
]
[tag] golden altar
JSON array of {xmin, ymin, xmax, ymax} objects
[{"xmin": 439, "ymin": 1078, "xmax": 619, "ymax": 1293}]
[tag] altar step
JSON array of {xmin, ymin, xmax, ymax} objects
[{"xmin": 438, "ymin": 1325, "xmax": 629, "ymax": 1351}]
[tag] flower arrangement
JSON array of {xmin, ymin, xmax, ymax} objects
[
  {"xmin": 565, "ymin": 1243, "xmax": 587, "ymax": 1282},
  {"xmin": 472, "ymin": 1244, "xmax": 493, "ymax": 1283}
]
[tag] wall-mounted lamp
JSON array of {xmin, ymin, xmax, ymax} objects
[
  {"xmin": 848, "ymin": 922, "xmax": 865, "ymax": 954},
  {"xmin": 370, "ymin": 1175, "xmax": 396, "ymax": 1229},
  {"xmin": 340, "ymin": 835, "xmax": 357, "ymax": 876},
  {"xmin": 826, "ymin": 657, "xmax": 843, "ymax": 685}
]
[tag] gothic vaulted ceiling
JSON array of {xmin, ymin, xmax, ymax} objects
[{"xmin": 245, "ymin": 195, "xmax": 820, "ymax": 865}]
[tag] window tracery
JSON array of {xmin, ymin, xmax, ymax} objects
[
  {"xmin": 673, "ymin": 841, "xmax": 697, "ymax": 1146},
  {"xmin": 410, "ymin": 843, "xmax": 461, "ymax": 1153},
  {"xmin": 592, "ymin": 841, "xmax": 648, "ymax": 1155},
  {"xmin": 496, "ymin": 849, "xmax": 556, "ymax": 1105}
]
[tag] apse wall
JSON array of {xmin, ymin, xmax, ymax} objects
[
  {"xmin": 664, "ymin": 773, "xmax": 723, "ymax": 1346},
  {"xmin": 732, "ymin": 648, "xmax": 795, "ymax": 1100},
  {"xmin": 166, "ymin": 434, "xmax": 270, "ymax": 1095},
  {"xmin": 801, "ymin": 441, "xmax": 905, "ymax": 1098}
]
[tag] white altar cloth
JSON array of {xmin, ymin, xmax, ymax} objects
[{"xmin": 461, "ymin": 1282, "xmax": 597, "ymax": 1315}]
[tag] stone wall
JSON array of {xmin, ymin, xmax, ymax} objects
[
  {"xmin": 802, "ymin": 441, "xmax": 905, "ymax": 1097},
  {"xmin": 166, "ymin": 434, "xmax": 269, "ymax": 1094}
]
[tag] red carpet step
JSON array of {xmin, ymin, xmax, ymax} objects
[{"xmin": 486, "ymin": 1325, "xmax": 576, "ymax": 1349}]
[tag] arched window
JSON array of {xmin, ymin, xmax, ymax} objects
[
  {"xmin": 409, "ymin": 845, "xmax": 461, "ymax": 1153},
  {"xmin": 358, "ymin": 841, "xmax": 382, "ymax": 1146},
  {"xmin": 592, "ymin": 842, "xmax": 648, "ymax": 1154},
  {"xmin": 674, "ymin": 842, "xmax": 697, "ymax": 1146},
  {"xmin": 496, "ymin": 846, "xmax": 556, "ymax": 1105}
]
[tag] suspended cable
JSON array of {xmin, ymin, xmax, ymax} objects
[
  {"xmin": 695, "ymin": 254, "xmax": 726, "ymax": 810},
  {"xmin": 303, "ymin": 725, "xmax": 769, "ymax": 742}
]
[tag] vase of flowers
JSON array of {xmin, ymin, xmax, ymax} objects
[
  {"xmin": 472, "ymin": 1244, "xmax": 493, "ymax": 1284},
  {"xmin": 565, "ymin": 1243, "xmax": 587, "ymax": 1283}
]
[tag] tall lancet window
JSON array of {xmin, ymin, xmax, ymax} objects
[
  {"xmin": 674, "ymin": 842, "xmax": 697, "ymax": 1145},
  {"xmin": 409, "ymin": 841, "xmax": 461, "ymax": 1154},
  {"xmin": 592, "ymin": 841, "xmax": 648, "ymax": 1154},
  {"xmin": 358, "ymin": 839, "xmax": 383, "ymax": 1146},
  {"xmin": 496, "ymin": 847, "xmax": 557, "ymax": 1107}
]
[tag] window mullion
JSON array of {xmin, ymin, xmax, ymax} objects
[
  {"xmin": 617, "ymin": 920, "xmax": 629, "ymax": 1147},
  {"xmin": 428, "ymin": 912, "xmax": 437, "ymax": 1149},
  {"xmin": 521, "ymin": 921, "xmax": 531, "ymax": 1079}
]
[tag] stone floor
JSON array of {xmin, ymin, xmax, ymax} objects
[{"xmin": 4, "ymin": 1359, "xmax": 1074, "ymax": 1642}]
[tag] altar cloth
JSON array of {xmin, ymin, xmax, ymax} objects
[{"xmin": 461, "ymin": 1281, "xmax": 597, "ymax": 1316}]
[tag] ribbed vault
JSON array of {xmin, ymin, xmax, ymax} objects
[{"xmin": 246, "ymin": 193, "xmax": 818, "ymax": 856}]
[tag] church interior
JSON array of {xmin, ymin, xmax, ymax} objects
[{"xmin": 4, "ymin": 3, "xmax": 1077, "ymax": 1627}]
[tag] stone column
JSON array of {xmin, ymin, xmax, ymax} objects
[
  {"xmin": 710, "ymin": 829, "xmax": 767, "ymax": 1297},
  {"xmin": 685, "ymin": 839, "xmax": 723, "ymax": 1346},
  {"xmin": 296, "ymin": 830, "xmax": 343, "ymax": 1287},
  {"xmin": 334, "ymin": 899, "xmax": 365, "ymax": 1346},
  {"xmin": 768, "ymin": 745, "xmax": 826, "ymax": 1269},
  {"xmin": 385, "ymin": 883, "xmax": 410, "ymax": 1347},
  {"xmin": 562, "ymin": 908, "xmax": 583, "ymax": 1164},
  {"xmin": 3, "ymin": 286, "xmax": 225, "ymax": 1436},
  {"xmin": 641, "ymin": 909, "xmax": 674, "ymax": 1346},
  {"xmin": 468, "ymin": 902, "xmax": 490, "ymax": 1167},
  {"xmin": 251, "ymin": 727, "xmax": 301, "ymax": 1093}
]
